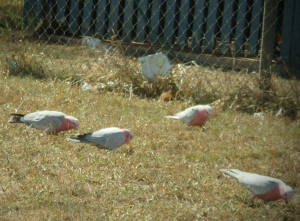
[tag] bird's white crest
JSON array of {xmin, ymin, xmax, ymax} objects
[{"xmin": 203, "ymin": 105, "xmax": 213, "ymax": 117}]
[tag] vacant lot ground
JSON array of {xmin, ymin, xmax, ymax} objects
[
  {"xmin": 0, "ymin": 74, "xmax": 299, "ymax": 220},
  {"xmin": 1, "ymin": 2, "xmax": 300, "ymax": 218}
]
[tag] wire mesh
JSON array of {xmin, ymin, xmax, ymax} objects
[{"xmin": 1, "ymin": 0, "xmax": 299, "ymax": 117}]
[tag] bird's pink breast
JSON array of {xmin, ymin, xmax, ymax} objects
[
  {"xmin": 55, "ymin": 118, "xmax": 76, "ymax": 133},
  {"xmin": 187, "ymin": 109, "xmax": 208, "ymax": 127},
  {"xmin": 255, "ymin": 187, "xmax": 283, "ymax": 202},
  {"xmin": 123, "ymin": 130, "xmax": 132, "ymax": 144}
]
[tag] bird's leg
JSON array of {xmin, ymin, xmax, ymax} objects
[
  {"xmin": 47, "ymin": 131, "xmax": 58, "ymax": 136},
  {"xmin": 242, "ymin": 191, "xmax": 253, "ymax": 206},
  {"xmin": 249, "ymin": 195, "xmax": 256, "ymax": 207},
  {"xmin": 202, "ymin": 126, "xmax": 207, "ymax": 131},
  {"xmin": 249, "ymin": 200, "xmax": 254, "ymax": 207},
  {"xmin": 96, "ymin": 145, "xmax": 106, "ymax": 150}
]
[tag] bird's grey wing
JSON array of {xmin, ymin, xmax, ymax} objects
[
  {"xmin": 239, "ymin": 175, "xmax": 280, "ymax": 194},
  {"xmin": 24, "ymin": 111, "xmax": 65, "ymax": 131},
  {"xmin": 84, "ymin": 132, "xmax": 109, "ymax": 147},
  {"xmin": 90, "ymin": 129, "xmax": 125, "ymax": 150},
  {"xmin": 103, "ymin": 131, "xmax": 126, "ymax": 149},
  {"xmin": 176, "ymin": 108, "xmax": 198, "ymax": 124},
  {"xmin": 71, "ymin": 128, "xmax": 126, "ymax": 150}
]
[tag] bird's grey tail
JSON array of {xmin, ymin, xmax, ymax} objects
[
  {"xmin": 165, "ymin": 116, "xmax": 179, "ymax": 120},
  {"xmin": 220, "ymin": 169, "xmax": 242, "ymax": 179},
  {"xmin": 8, "ymin": 114, "xmax": 25, "ymax": 123},
  {"xmin": 68, "ymin": 134, "xmax": 89, "ymax": 143},
  {"xmin": 68, "ymin": 137, "xmax": 81, "ymax": 143}
]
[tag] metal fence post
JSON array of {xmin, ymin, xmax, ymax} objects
[{"xmin": 259, "ymin": 0, "xmax": 277, "ymax": 91}]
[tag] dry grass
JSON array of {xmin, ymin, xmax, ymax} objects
[
  {"xmin": 1, "ymin": 2, "xmax": 300, "ymax": 218},
  {"xmin": 2, "ymin": 40, "xmax": 300, "ymax": 119},
  {"xmin": 0, "ymin": 73, "xmax": 300, "ymax": 220}
]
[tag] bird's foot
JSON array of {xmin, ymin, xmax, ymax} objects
[{"xmin": 249, "ymin": 201, "xmax": 254, "ymax": 207}]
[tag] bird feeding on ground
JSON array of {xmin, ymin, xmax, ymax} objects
[
  {"xmin": 9, "ymin": 110, "xmax": 79, "ymax": 134},
  {"xmin": 165, "ymin": 105, "xmax": 213, "ymax": 129},
  {"xmin": 68, "ymin": 127, "xmax": 133, "ymax": 150},
  {"xmin": 220, "ymin": 169, "xmax": 294, "ymax": 204}
]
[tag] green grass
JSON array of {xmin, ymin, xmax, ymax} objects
[{"xmin": 0, "ymin": 75, "xmax": 299, "ymax": 220}]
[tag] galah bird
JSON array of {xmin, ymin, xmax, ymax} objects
[
  {"xmin": 220, "ymin": 169, "xmax": 294, "ymax": 204},
  {"xmin": 165, "ymin": 105, "xmax": 213, "ymax": 129},
  {"xmin": 9, "ymin": 110, "xmax": 79, "ymax": 133},
  {"xmin": 68, "ymin": 127, "xmax": 133, "ymax": 150}
]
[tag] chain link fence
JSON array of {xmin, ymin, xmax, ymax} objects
[{"xmin": 1, "ymin": 0, "xmax": 300, "ymax": 117}]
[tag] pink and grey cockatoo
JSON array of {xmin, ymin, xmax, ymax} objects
[
  {"xmin": 68, "ymin": 127, "xmax": 133, "ymax": 150},
  {"xmin": 220, "ymin": 169, "xmax": 294, "ymax": 204},
  {"xmin": 165, "ymin": 105, "xmax": 213, "ymax": 129},
  {"xmin": 9, "ymin": 110, "xmax": 79, "ymax": 134}
]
